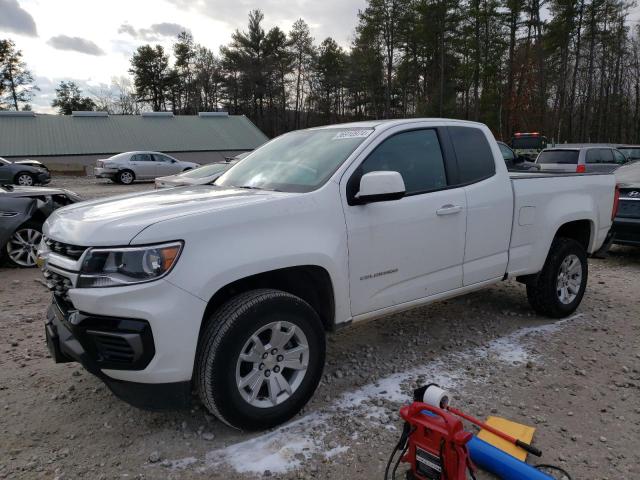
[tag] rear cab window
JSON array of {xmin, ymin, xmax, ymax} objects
[
  {"xmin": 448, "ymin": 126, "xmax": 496, "ymax": 183},
  {"xmin": 537, "ymin": 150, "xmax": 579, "ymax": 164}
]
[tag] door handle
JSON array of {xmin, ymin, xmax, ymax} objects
[{"xmin": 436, "ymin": 204, "xmax": 463, "ymax": 216}]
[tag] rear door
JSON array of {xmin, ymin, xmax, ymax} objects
[
  {"xmin": 448, "ymin": 126, "xmax": 513, "ymax": 286},
  {"xmin": 129, "ymin": 153, "xmax": 155, "ymax": 179},
  {"xmin": 342, "ymin": 126, "xmax": 467, "ymax": 316}
]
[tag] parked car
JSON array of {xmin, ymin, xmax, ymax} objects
[
  {"xmin": 13, "ymin": 159, "xmax": 50, "ymax": 171},
  {"xmin": 94, "ymin": 151, "xmax": 200, "ymax": 184},
  {"xmin": 1, "ymin": 185, "xmax": 81, "ymax": 267},
  {"xmin": 536, "ymin": 146, "xmax": 627, "ymax": 173},
  {"xmin": 0, "ymin": 156, "xmax": 51, "ymax": 186},
  {"xmin": 39, "ymin": 119, "xmax": 616, "ymax": 430},
  {"xmin": 510, "ymin": 132, "xmax": 549, "ymax": 160},
  {"xmin": 616, "ymin": 145, "xmax": 640, "ymax": 162},
  {"xmin": 608, "ymin": 160, "xmax": 640, "ymax": 248},
  {"xmin": 497, "ymin": 141, "xmax": 539, "ymax": 171},
  {"xmin": 154, "ymin": 152, "xmax": 250, "ymax": 189}
]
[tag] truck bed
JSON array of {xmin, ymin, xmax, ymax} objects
[{"xmin": 506, "ymin": 171, "xmax": 615, "ymax": 277}]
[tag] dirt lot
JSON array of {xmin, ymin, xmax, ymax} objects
[{"xmin": 1, "ymin": 176, "xmax": 639, "ymax": 480}]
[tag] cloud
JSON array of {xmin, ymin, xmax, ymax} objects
[
  {"xmin": 118, "ymin": 22, "xmax": 191, "ymax": 41},
  {"xmin": 0, "ymin": 0, "xmax": 37, "ymax": 37},
  {"xmin": 162, "ymin": 0, "xmax": 366, "ymax": 46},
  {"xmin": 47, "ymin": 35, "xmax": 105, "ymax": 55}
]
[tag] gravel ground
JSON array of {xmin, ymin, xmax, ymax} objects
[{"xmin": 1, "ymin": 176, "xmax": 639, "ymax": 479}]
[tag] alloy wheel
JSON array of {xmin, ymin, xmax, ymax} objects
[
  {"xmin": 120, "ymin": 171, "xmax": 134, "ymax": 184},
  {"xmin": 556, "ymin": 254, "xmax": 582, "ymax": 304},
  {"xmin": 17, "ymin": 174, "xmax": 34, "ymax": 186},
  {"xmin": 235, "ymin": 320, "xmax": 310, "ymax": 408},
  {"xmin": 6, "ymin": 228, "xmax": 42, "ymax": 267}
]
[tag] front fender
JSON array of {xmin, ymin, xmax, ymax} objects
[{"xmin": 0, "ymin": 197, "xmax": 37, "ymax": 248}]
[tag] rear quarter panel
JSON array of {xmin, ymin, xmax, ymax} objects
[{"xmin": 507, "ymin": 173, "xmax": 615, "ymax": 276}]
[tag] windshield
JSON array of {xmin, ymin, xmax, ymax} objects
[
  {"xmin": 0, "ymin": 157, "xmax": 9, "ymax": 165},
  {"xmin": 537, "ymin": 150, "xmax": 579, "ymax": 164},
  {"xmin": 179, "ymin": 162, "xmax": 231, "ymax": 179},
  {"xmin": 618, "ymin": 147, "xmax": 640, "ymax": 161},
  {"xmin": 615, "ymin": 161, "xmax": 640, "ymax": 183},
  {"xmin": 215, "ymin": 128, "xmax": 373, "ymax": 193}
]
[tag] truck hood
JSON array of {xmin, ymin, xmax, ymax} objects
[{"xmin": 44, "ymin": 186, "xmax": 289, "ymax": 246}]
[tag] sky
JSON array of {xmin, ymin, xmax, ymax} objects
[
  {"xmin": 0, "ymin": 0, "xmax": 639, "ymax": 114},
  {"xmin": 0, "ymin": 0, "xmax": 368, "ymax": 113}
]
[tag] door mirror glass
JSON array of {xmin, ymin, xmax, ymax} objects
[{"xmin": 354, "ymin": 171, "xmax": 405, "ymax": 204}]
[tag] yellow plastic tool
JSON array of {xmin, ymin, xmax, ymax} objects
[{"xmin": 477, "ymin": 416, "xmax": 536, "ymax": 461}]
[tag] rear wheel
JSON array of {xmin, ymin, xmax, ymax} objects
[
  {"xmin": 196, "ymin": 289, "xmax": 325, "ymax": 430},
  {"xmin": 117, "ymin": 170, "xmax": 135, "ymax": 185},
  {"xmin": 4, "ymin": 221, "xmax": 42, "ymax": 268},
  {"xmin": 15, "ymin": 172, "xmax": 34, "ymax": 186},
  {"xmin": 526, "ymin": 238, "xmax": 588, "ymax": 318}
]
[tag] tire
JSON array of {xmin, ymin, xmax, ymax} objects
[
  {"xmin": 3, "ymin": 221, "xmax": 43, "ymax": 268},
  {"xmin": 14, "ymin": 172, "xmax": 34, "ymax": 186},
  {"xmin": 196, "ymin": 289, "xmax": 326, "ymax": 430},
  {"xmin": 526, "ymin": 238, "xmax": 588, "ymax": 318},
  {"xmin": 117, "ymin": 170, "xmax": 135, "ymax": 185}
]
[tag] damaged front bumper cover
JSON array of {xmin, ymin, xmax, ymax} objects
[{"xmin": 45, "ymin": 296, "xmax": 191, "ymax": 410}]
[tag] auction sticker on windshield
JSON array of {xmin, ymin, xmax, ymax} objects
[{"xmin": 332, "ymin": 129, "xmax": 373, "ymax": 140}]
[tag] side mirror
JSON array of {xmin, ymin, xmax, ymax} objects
[{"xmin": 354, "ymin": 171, "xmax": 405, "ymax": 205}]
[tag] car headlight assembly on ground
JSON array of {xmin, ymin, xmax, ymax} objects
[{"xmin": 77, "ymin": 242, "xmax": 182, "ymax": 288}]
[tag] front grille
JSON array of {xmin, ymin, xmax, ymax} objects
[
  {"xmin": 617, "ymin": 199, "xmax": 640, "ymax": 218},
  {"xmin": 43, "ymin": 269, "xmax": 73, "ymax": 301},
  {"xmin": 43, "ymin": 236, "xmax": 87, "ymax": 260}
]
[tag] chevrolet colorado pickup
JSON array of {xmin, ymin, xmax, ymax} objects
[{"xmin": 39, "ymin": 119, "xmax": 617, "ymax": 430}]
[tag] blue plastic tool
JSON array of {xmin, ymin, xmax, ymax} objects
[{"xmin": 467, "ymin": 436, "xmax": 554, "ymax": 480}]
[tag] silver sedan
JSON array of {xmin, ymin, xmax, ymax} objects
[
  {"xmin": 94, "ymin": 151, "xmax": 200, "ymax": 184},
  {"xmin": 154, "ymin": 152, "xmax": 249, "ymax": 189}
]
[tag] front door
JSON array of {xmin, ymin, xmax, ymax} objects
[
  {"xmin": 153, "ymin": 154, "xmax": 181, "ymax": 177},
  {"xmin": 0, "ymin": 162, "xmax": 12, "ymax": 184},
  {"xmin": 342, "ymin": 128, "xmax": 467, "ymax": 317}
]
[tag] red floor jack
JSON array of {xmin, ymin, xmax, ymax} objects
[
  {"xmin": 385, "ymin": 384, "xmax": 572, "ymax": 479},
  {"xmin": 384, "ymin": 400, "xmax": 477, "ymax": 480}
]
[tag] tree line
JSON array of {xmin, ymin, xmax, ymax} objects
[
  {"xmin": 124, "ymin": 1, "xmax": 640, "ymax": 143},
  {"xmin": 3, "ymin": 0, "xmax": 640, "ymax": 144}
]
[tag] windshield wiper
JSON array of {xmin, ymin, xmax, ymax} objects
[{"xmin": 235, "ymin": 185, "xmax": 281, "ymax": 192}]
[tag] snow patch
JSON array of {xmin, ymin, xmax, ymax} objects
[
  {"xmin": 171, "ymin": 313, "xmax": 585, "ymax": 476},
  {"xmin": 204, "ymin": 413, "xmax": 327, "ymax": 475}
]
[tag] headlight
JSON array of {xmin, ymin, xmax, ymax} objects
[
  {"xmin": 77, "ymin": 242, "xmax": 182, "ymax": 288},
  {"xmin": 103, "ymin": 162, "xmax": 117, "ymax": 168}
]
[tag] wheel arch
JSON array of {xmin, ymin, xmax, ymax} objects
[
  {"xmin": 553, "ymin": 219, "xmax": 593, "ymax": 252},
  {"xmin": 199, "ymin": 265, "xmax": 336, "ymax": 342}
]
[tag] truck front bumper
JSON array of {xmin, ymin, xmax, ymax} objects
[{"xmin": 45, "ymin": 296, "xmax": 191, "ymax": 409}]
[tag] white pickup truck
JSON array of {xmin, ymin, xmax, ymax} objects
[{"xmin": 39, "ymin": 119, "xmax": 617, "ymax": 430}]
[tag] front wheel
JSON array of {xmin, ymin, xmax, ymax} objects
[
  {"xmin": 15, "ymin": 172, "xmax": 34, "ymax": 186},
  {"xmin": 196, "ymin": 289, "xmax": 326, "ymax": 430},
  {"xmin": 526, "ymin": 238, "xmax": 588, "ymax": 318},
  {"xmin": 4, "ymin": 221, "xmax": 42, "ymax": 267}
]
